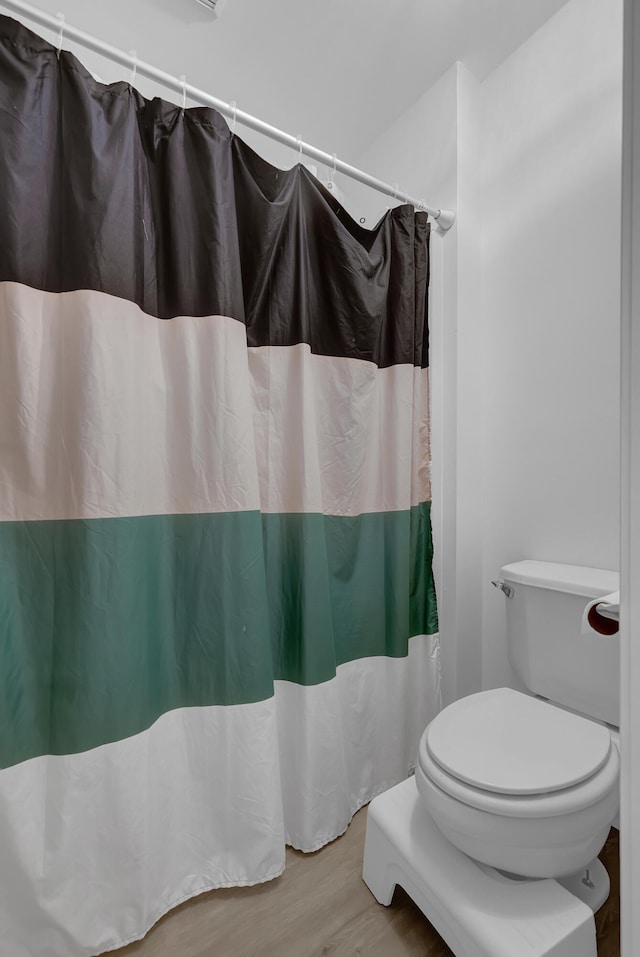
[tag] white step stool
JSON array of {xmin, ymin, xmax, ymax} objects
[{"xmin": 362, "ymin": 777, "xmax": 606, "ymax": 957}]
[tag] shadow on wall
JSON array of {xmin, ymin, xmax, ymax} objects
[{"xmin": 482, "ymin": 74, "xmax": 621, "ymax": 244}]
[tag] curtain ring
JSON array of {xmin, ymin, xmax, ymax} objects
[
  {"xmin": 296, "ymin": 134, "xmax": 303, "ymax": 164},
  {"xmin": 130, "ymin": 50, "xmax": 137, "ymax": 86},
  {"xmin": 229, "ymin": 100, "xmax": 237, "ymax": 135},
  {"xmin": 179, "ymin": 74, "xmax": 187, "ymax": 114},
  {"xmin": 55, "ymin": 12, "xmax": 65, "ymax": 58}
]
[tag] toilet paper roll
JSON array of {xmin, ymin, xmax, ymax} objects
[{"xmin": 581, "ymin": 591, "xmax": 620, "ymax": 636}]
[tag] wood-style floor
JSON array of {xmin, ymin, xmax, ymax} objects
[
  {"xmin": 105, "ymin": 809, "xmax": 619, "ymax": 957},
  {"xmin": 597, "ymin": 827, "xmax": 620, "ymax": 957}
]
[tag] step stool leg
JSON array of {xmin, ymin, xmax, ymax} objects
[{"xmin": 362, "ymin": 805, "xmax": 400, "ymax": 906}]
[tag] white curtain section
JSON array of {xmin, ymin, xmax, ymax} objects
[
  {"xmin": 0, "ymin": 637, "xmax": 440, "ymax": 957},
  {"xmin": 277, "ymin": 635, "xmax": 440, "ymax": 852},
  {"xmin": 0, "ymin": 284, "xmax": 430, "ymax": 523}
]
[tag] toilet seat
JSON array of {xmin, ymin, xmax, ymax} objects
[
  {"xmin": 417, "ymin": 688, "xmax": 620, "ymax": 818},
  {"xmin": 415, "ymin": 688, "xmax": 620, "ymax": 878}
]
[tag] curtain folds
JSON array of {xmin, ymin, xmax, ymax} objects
[{"xmin": 0, "ymin": 15, "xmax": 440, "ymax": 956}]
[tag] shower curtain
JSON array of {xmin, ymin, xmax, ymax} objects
[{"xmin": 0, "ymin": 15, "xmax": 440, "ymax": 957}]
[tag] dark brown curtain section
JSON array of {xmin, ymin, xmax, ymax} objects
[{"xmin": 0, "ymin": 14, "xmax": 430, "ymax": 369}]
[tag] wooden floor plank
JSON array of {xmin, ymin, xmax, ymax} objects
[
  {"xmin": 596, "ymin": 827, "xmax": 620, "ymax": 957},
  {"xmin": 104, "ymin": 808, "xmax": 618, "ymax": 957}
]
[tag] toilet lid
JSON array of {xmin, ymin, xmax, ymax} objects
[{"xmin": 426, "ymin": 688, "xmax": 612, "ymax": 795}]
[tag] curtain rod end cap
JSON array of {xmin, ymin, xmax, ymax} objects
[{"xmin": 434, "ymin": 208, "xmax": 456, "ymax": 231}]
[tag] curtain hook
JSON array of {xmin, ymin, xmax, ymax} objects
[
  {"xmin": 388, "ymin": 182, "xmax": 399, "ymax": 209},
  {"xmin": 179, "ymin": 74, "xmax": 187, "ymax": 114},
  {"xmin": 229, "ymin": 100, "xmax": 237, "ymax": 135},
  {"xmin": 129, "ymin": 50, "xmax": 137, "ymax": 86},
  {"xmin": 55, "ymin": 12, "xmax": 65, "ymax": 58},
  {"xmin": 328, "ymin": 152, "xmax": 337, "ymax": 185},
  {"xmin": 296, "ymin": 133, "xmax": 303, "ymax": 165}
]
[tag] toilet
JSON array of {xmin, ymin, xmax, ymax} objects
[{"xmin": 363, "ymin": 560, "xmax": 620, "ymax": 957}]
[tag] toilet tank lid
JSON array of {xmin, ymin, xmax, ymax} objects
[{"xmin": 500, "ymin": 561, "xmax": 619, "ymax": 598}]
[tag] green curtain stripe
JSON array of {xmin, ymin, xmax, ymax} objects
[
  {"xmin": 266, "ymin": 505, "xmax": 438, "ymax": 682},
  {"xmin": 0, "ymin": 503, "xmax": 437, "ymax": 768}
]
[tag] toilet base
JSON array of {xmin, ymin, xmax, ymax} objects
[{"xmin": 362, "ymin": 777, "xmax": 602, "ymax": 957}]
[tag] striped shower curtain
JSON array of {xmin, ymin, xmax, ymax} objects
[{"xmin": 0, "ymin": 16, "xmax": 440, "ymax": 957}]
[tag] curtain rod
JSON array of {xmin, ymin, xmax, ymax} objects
[{"xmin": 0, "ymin": 0, "xmax": 456, "ymax": 231}]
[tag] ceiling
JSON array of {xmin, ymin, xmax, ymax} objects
[{"xmin": 4, "ymin": 0, "xmax": 571, "ymax": 161}]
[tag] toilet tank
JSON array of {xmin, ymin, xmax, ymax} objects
[{"xmin": 499, "ymin": 561, "xmax": 620, "ymax": 728}]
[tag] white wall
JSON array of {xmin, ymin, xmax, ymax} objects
[
  {"xmin": 620, "ymin": 2, "xmax": 640, "ymax": 948},
  {"xmin": 343, "ymin": 66, "xmax": 458, "ymax": 226},
  {"xmin": 480, "ymin": 0, "xmax": 623, "ymax": 688},
  {"xmin": 352, "ymin": 0, "xmax": 623, "ymax": 702}
]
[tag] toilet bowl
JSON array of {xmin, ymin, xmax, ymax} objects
[{"xmin": 415, "ymin": 687, "xmax": 620, "ymax": 879}]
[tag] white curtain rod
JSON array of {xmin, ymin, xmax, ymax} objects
[{"xmin": 0, "ymin": 0, "xmax": 456, "ymax": 231}]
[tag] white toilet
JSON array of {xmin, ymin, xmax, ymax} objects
[{"xmin": 363, "ymin": 560, "xmax": 620, "ymax": 957}]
